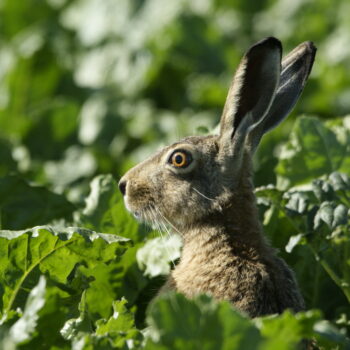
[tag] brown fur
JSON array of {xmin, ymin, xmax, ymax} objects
[{"xmin": 119, "ymin": 37, "xmax": 316, "ymax": 317}]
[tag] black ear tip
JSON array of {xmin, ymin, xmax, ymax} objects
[
  {"xmin": 301, "ymin": 41, "xmax": 317, "ymax": 76},
  {"xmin": 246, "ymin": 37, "xmax": 282, "ymax": 58},
  {"xmin": 253, "ymin": 37, "xmax": 282, "ymax": 50},
  {"xmin": 304, "ymin": 41, "xmax": 317, "ymax": 53},
  {"xmin": 300, "ymin": 41, "xmax": 317, "ymax": 61},
  {"xmin": 262, "ymin": 36, "xmax": 282, "ymax": 47}
]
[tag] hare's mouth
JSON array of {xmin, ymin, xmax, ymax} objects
[
  {"xmin": 133, "ymin": 211, "xmax": 142, "ymax": 220},
  {"xmin": 125, "ymin": 202, "xmax": 143, "ymax": 221},
  {"xmin": 124, "ymin": 196, "xmax": 153, "ymax": 223},
  {"xmin": 127, "ymin": 207, "xmax": 147, "ymax": 223}
]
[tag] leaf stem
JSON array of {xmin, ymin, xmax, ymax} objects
[
  {"xmin": 308, "ymin": 245, "xmax": 350, "ymax": 304},
  {"xmin": 5, "ymin": 238, "xmax": 76, "ymax": 315}
]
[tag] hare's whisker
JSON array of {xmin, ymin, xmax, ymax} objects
[
  {"xmin": 156, "ymin": 216, "xmax": 170, "ymax": 238},
  {"xmin": 156, "ymin": 213, "xmax": 175, "ymax": 242},
  {"xmin": 145, "ymin": 208, "xmax": 156, "ymax": 231},
  {"xmin": 152, "ymin": 207, "xmax": 172, "ymax": 239},
  {"xmin": 147, "ymin": 208, "xmax": 160, "ymax": 234},
  {"xmin": 145, "ymin": 208, "xmax": 158, "ymax": 240},
  {"xmin": 149, "ymin": 208, "xmax": 167, "ymax": 242},
  {"xmin": 154, "ymin": 206, "xmax": 184, "ymax": 237},
  {"xmin": 141, "ymin": 209, "xmax": 153, "ymax": 233},
  {"xmin": 149, "ymin": 208, "xmax": 176, "ymax": 269},
  {"xmin": 192, "ymin": 187, "xmax": 215, "ymax": 201}
]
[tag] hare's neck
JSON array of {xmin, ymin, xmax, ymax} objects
[
  {"xmin": 181, "ymin": 216, "xmax": 270, "ymax": 266},
  {"xmin": 181, "ymin": 175, "xmax": 272, "ymax": 265}
]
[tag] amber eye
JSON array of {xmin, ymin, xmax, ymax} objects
[{"xmin": 170, "ymin": 150, "xmax": 192, "ymax": 168}]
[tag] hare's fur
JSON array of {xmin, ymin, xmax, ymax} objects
[{"xmin": 119, "ymin": 37, "xmax": 316, "ymax": 317}]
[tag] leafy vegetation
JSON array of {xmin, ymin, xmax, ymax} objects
[{"xmin": 0, "ymin": 0, "xmax": 350, "ymax": 349}]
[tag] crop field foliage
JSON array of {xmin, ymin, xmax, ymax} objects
[{"xmin": 0, "ymin": 0, "xmax": 350, "ymax": 349}]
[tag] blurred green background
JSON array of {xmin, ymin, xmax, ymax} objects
[
  {"xmin": 1, "ymin": 0, "xmax": 350, "ymax": 203},
  {"xmin": 1, "ymin": 1, "xmax": 350, "ymax": 346}
]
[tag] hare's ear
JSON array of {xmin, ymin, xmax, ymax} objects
[
  {"xmin": 247, "ymin": 41, "xmax": 316, "ymax": 151},
  {"xmin": 219, "ymin": 37, "xmax": 281, "ymax": 174}
]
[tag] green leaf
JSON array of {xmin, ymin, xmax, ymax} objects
[
  {"xmin": 313, "ymin": 320, "xmax": 350, "ymax": 349},
  {"xmin": 312, "ymin": 179, "xmax": 335, "ymax": 202},
  {"xmin": 256, "ymin": 310, "xmax": 321, "ymax": 350},
  {"xmin": 285, "ymin": 192, "xmax": 309, "ymax": 214},
  {"xmin": 333, "ymin": 204, "xmax": 348, "ymax": 227},
  {"xmin": 0, "ymin": 225, "xmax": 130, "ymax": 317},
  {"xmin": 0, "ymin": 175, "xmax": 75, "ymax": 230},
  {"xmin": 2, "ymin": 276, "xmax": 71, "ymax": 349},
  {"xmin": 23, "ymin": 284, "xmax": 71, "ymax": 349},
  {"xmin": 78, "ymin": 260, "xmax": 126, "ymax": 321},
  {"xmin": 62, "ymin": 294, "xmax": 142, "ymax": 350},
  {"xmin": 276, "ymin": 117, "xmax": 350, "ymax": 189},
  {"xmin": 314, "ymin": 201, "xmax": 334, "ymax": 229},
  {"xmin": 61, "ymin": 291, "xmax": 94, "ymax": 341},
  {"xmin": 145, "ymin": 293, "xmax": 262, "ymax": 350},
  {"xmin": 95, "ymin": 298, "xmax": 142, "ymax": 348},
  {"xmin": 258, "ymin": 310, "xmax": 349, "ymax": 349},
  {"xmin": 63, "ymin": 243, "xmax": 148, "ymax": 321},
  {"xmin": 329, "ymin": 172, "xmax": 350, "ymax": 191}
]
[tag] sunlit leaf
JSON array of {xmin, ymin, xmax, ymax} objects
[{"xmin": 0, "ymin": 225, "xmax": 129, "ymax": 317}]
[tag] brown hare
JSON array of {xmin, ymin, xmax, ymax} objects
[{"xmin": 119, "ymin": 37, "xmax": 316, "ymax": 317}]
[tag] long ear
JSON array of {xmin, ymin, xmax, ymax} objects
[
  {"xmin": 247, "ymin": 41, "xmax": 317, "ymax": 151},
  {"xmin": 218, "ymin": 37, "xmax": 281, "ymax": 178}
]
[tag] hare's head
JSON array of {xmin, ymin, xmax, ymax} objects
[{"xmin": 119, "ymin": 37, "xmax": 316, "ymax": 231}]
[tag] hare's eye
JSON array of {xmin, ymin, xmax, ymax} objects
[{"xmin": 169, "ymin": 151, "xmax": 192, "ymax": 168}]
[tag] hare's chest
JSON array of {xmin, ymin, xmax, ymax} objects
[{"xmin": 171, "ymin": 254, "xmax": 242, "ymax": 300}]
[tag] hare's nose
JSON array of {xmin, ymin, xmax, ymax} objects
[{"xmin": 118, "ymin": 179, "xmax": 127, "ymax": 196}]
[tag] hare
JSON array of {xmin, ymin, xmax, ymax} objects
[{"xmin": 119, "ymin": 37, "xmax": 316, "ymax": 317}]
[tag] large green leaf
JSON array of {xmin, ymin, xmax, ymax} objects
[
  {"xmin": 255, "ymin": 310, "xmax": 320, "ymax": 350},
  {"xmin": 257, "ymin": 309, "xmax": 350, "ymax": 350},
  {"xmin": 0, "ymin": 225, "xmax": 129, "ymax": 318},
  {"xmin": 0, "ymin": 175, "xmax": 75, "ymax": 230},
  {"xmin": 0, "ymin": 276, "xmax": 71, "ymax": 349},
  {"xmin": 78, "ymin": 252, "xmax": 142, "ymax": 321},
  {"xmin": 146, "ymin": 293, "xmax": 349, "ymax": 350},
  {"xmin": 145, "ymin": 293, "xmax": 262, "ymax": 350},
  {"xmin": 276, "ymin": 116, "xmax": 350, "ymax": 189}
]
